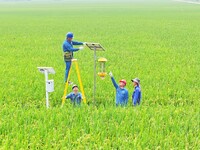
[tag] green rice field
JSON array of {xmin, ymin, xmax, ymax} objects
[{"xmin": 0, "ymin": 0, "xmax": 199, "ymax": 149}]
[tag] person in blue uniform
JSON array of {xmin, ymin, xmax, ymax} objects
[
  {"xmin": 131, "ymin": 78, "xmax": 141, "ymax": 106},
  {"xmin": 66, "ymin": 85, "xmax": 82, "ymax": 106},
  {"xmin": 109, "ymin": 72, "xmax": 129, "ymax": 106},
  {"xmin": 62, "ymin": 32, "xmax": 85, "ymax": 83}
]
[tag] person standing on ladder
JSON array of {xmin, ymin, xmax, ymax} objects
[{"xmin": 62, "ymin": 32, "xmax": 85, "ymax": 83}]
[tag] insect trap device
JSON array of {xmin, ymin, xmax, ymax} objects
[
  {"xmin": 37, "ymin": 67, "xmax": 55, "ymax": 108},
  {"xmin": 98, "ymin": 57, "xmax": 107, "ymax": 79}
]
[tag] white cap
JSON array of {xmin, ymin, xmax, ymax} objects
[{"xmin": 131, "ymin": 78, "xmax": 140, "ymax": 84}]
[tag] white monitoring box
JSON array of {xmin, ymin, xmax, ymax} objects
[
  {"xmin": 46, "ymin": 80, "xmax": 54, "ymax": 92},
  {"xmin": 37, "ymin": 67, "xmax": 55, "ymax": 108}
]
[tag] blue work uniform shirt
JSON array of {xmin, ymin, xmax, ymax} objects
[
  {"xmin": 111, "ymin": 77, "xmax": 128, "ymax": 106},
  {"xmin": 132, "ymin": 85, "xmax": 141, "ymax": 106},
  {"xmin": 62, "ymin": 40, "xmax": 83, "ymax": 59},
  {"xmin": 66, "ymin": 92, "xmax": 82, "ymax": 105}
]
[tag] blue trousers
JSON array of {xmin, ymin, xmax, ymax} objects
[{"xmin": 65, "ymin": 61, "xmax": 72, "ymax": 82}]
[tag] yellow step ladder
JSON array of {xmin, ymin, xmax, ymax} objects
[{"xmin": 62, "ymin": 59, "xmax": 86, "ymax": 106}]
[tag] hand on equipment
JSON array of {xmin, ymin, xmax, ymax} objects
[
  {"xmin": 79, "ymin": 46, "xmax": 84, "ymax": 50},
  {"xmin": 109, "ymin": 71, "xmax": 113, "ymax": 77}
]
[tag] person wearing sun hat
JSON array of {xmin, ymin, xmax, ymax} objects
[
  {"xmin": 131, "ymin": 78, "xmax": 141, "ymax": 106},
  {"xmin": 65, "ymin": 84, "xmax": 82, "ymax": 106},
  {"xmin": 109, "ymin": 72, "xmax": 129, "ymax": 106}
]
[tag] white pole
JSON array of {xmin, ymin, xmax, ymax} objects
[{"xmin": 44, "ymin": 70, "xmax": 49, "ymax": 108}]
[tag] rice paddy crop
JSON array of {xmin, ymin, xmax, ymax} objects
[{"xmin": 0, "ymin": 0, "xmax": 199, "ymax": 149}]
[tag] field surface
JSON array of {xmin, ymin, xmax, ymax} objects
[{"xmin": 0, "ymin": 0, "xmax": 199, "ymax": 149}]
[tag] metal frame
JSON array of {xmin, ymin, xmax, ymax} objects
[{"xmin": 86, "ymin": 43, "xmax": 105, "ymax": 105}]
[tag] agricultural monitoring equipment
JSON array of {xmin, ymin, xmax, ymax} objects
[
  {"xmin": 37, "ymin": 67, "xmax": 55, "ymax": 108},
  {"xmin": 86, "ymin": 43, "xmax": 106, "ymax": 104},
  {"xmin": 98, "ymin": 57, "xmax": 107, "ymax": 79}
]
